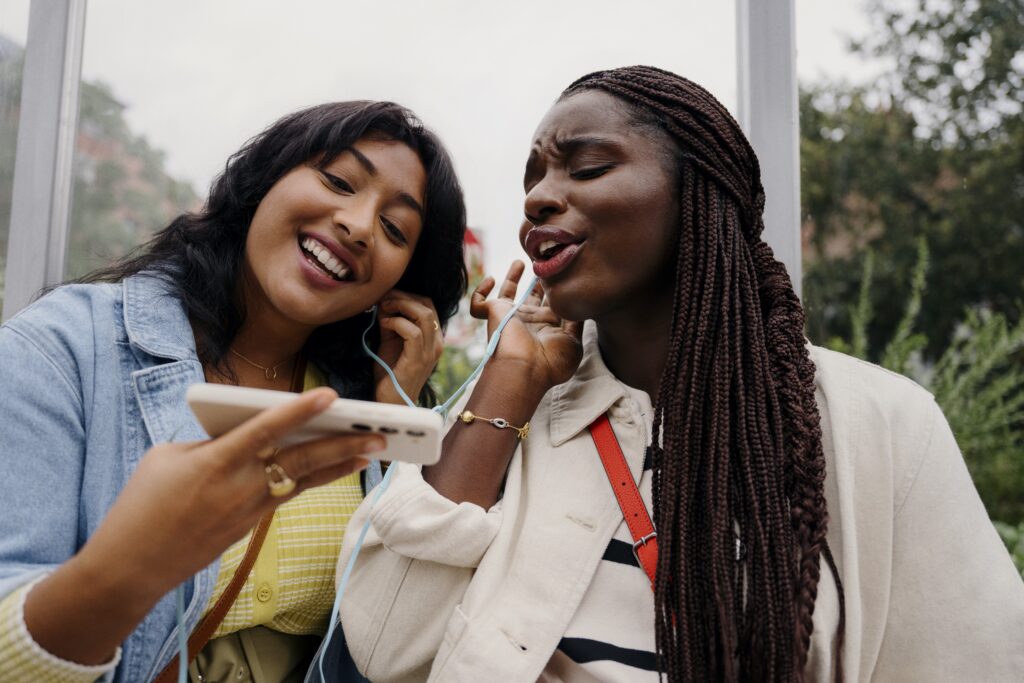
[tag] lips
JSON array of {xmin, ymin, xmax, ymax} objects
[
  {"xmin": 524, "ymin": 226, "xmax": 585, "ymax": 279},
  {"xmin": 298, "ymin": 233, "xmax": 359, "ymax": 283}
]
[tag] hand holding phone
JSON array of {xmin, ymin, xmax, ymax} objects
[{"xmin": 187, "ymin": 384, "xmax": 443, "ymax": 465}]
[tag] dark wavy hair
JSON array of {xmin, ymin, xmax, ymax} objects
[
  {"xmin": 81, "ymin": 101, "xmax": 467, "ymax": 402},
  {"xmin": 561, "ymin": 67, "xmax": 845, "ymax": 681}
]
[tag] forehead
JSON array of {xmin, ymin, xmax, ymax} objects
[
  {"xmin": 332, "ymin": 139, "xmax": 425, "ymax": 189},
  {"xmin": 531, "ymin": 90, "xmax": 637, "ymax": 149}
]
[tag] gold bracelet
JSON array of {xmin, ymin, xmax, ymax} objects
[{"xmin": 457, "ymin": 409, "xmax": 530, "ymax": 440}]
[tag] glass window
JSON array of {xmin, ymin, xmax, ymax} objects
[
  {"xmin": 68, "ymin": 0, "xmax": 736, "ymax": 282},
  {"xmin": 0, "ymin": 2, "xmax": 30, "ymax": 311},
  {"xmin": 69, "ymin": 0, "xmax": 737, "ymax": 394}
]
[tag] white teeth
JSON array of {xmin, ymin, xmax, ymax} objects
[
  {"xmin": 300, "ymin": 237, "xmax": 351, "ymax": 280},
  {"xmin": 538, "ymin": 240, "xmax": 560, "ymax": 258}
]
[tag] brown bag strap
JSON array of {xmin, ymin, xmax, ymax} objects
[
  {"xmin": 155, "ymin": 355, "xmax": 307, "ymax": 682},
  {"xmin": 153, "ymin": 512, "xmax": 274, "ymax": 683}
]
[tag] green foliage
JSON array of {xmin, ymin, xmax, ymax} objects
[
  {"xmin": 432, "ymin": 344, "xmax": 480, "ymax": 405},
  {"xmin": 430, "ymin": 266, "xmax": 488, "ymax": 405},
  {"xmin": 857, "ymin": 0, "xmax": 1024, "ymax": 144},
  {"xmin": 993, "ymin": 521, "xmax": 1024, "ymax": 579},
  {"xmin": 801, "ymin": 84, "xmax": 1024, "ymax": 360},
  {"xmin": 827, "ymin": 240, "xmax": 1024, "ymax": 526},
  {"xmin": 929, "ymin": 310, "xmax": 1024, "ymax": 524},
  {"xmin": 65, "ymin": 80, "xmax": 199, "ymax": 279},
  {"xmin": 0, "ymin": 41, "xmax": 199, "ymax": 308},
  {"xmin": 802, "ymin": 0, "xmax": 1024, "ymax": 360},
  {"xmin": 879, "ymin": 237, "xmax": 929, "ymax": 374},
  {"xmin": 804, "ymin": 0, "xmax": 1024, "ymax": 563}
]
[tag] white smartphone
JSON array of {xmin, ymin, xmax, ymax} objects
[{"xmin": 186, "ymin": 384, "xmax": 443, "ymax": 465}]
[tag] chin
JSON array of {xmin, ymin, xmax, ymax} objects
[{"xmin": 544, "ymin": 281, "xmax": 598, "ymax": 324}]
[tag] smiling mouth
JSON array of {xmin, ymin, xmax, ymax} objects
[{"xmin": 299, "ymin": 237, "xmax": 354, "ymax": 282}]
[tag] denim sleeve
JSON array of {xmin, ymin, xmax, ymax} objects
[{"xmin": 0, "ymin": 322, "xmax": 86, "ymax": 600}]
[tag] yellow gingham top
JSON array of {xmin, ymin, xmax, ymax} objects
[{"xmin": 0, "ymin": 368, "xmax": 364, "ymax": 682}]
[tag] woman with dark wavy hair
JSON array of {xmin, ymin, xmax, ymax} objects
[
  {"xmin": 336, "ymin": 67, "xmax": 1024, "ymax": 681},
  {"xmin": 0, "ymin": 100, "xmax": 466, "ymax": 681}
]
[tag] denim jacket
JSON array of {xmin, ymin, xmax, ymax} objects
[{"xmin": 0, "ymin": 273, "xmax": 381, "ymax": 682}]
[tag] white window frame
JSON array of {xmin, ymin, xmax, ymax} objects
[
  {"xmin": 2, "ymin": 0, "xmax": 802, "ymax": 319},
  {"xmin": 2, "ymin": 0, "xmax": 86, "ymax": 322},
  {"xmin": 736, "ymin": 0, "xmax": 803, "ymax": 298}
]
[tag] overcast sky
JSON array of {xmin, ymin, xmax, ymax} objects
[{"xmin": 2, "ymin": 0, "xmax": 881, "ymax": 280}]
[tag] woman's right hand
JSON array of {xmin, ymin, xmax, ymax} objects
[
  {"xmin": 24, "ymin": 387, "xmax": 382, "ymax": 665},
  {"xmin": 470, "ymin": 260, "xmax": 584, "ymax": 392}
]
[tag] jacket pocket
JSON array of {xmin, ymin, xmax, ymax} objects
[{"xmin": 433, "ymin": 603, "xmax": 471, "ymax": 675}]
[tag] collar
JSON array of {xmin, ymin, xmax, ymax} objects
[
  {"xmin": 122, "ymin": 272, "xmax": 199, "ymax": 361},
  {"xmin": 548, "ymin": 321, "xmax": 630, "ymax": 446}
]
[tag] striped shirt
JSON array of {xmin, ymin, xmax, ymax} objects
[{"xmin": 549, "ymin": 385, "xmax": 659, "ymax": 682}]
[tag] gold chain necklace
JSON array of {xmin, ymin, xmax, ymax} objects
[{"xmin": 229, "ymin": 348, "xmax": 292, "ymax": 381}]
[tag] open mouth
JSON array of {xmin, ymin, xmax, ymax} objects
[
  {"xmin": 524, "ymin": 226, "xmax": 584, "ymax": 262},
  {"xmin": 535, "ymin": 240, "xmax": 572, "ymax": 262},
  {"xmin": 299, "ymin": 236, "xmax": 354, "ymax": 282},
  {"xmin": 524, "ymin": 226, "xmax": 585, "ymax": 279}
]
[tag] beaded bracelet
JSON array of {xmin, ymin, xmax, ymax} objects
[{"xmin": 457, "ymin": 409, "xmax": 530, "ymax": 440}]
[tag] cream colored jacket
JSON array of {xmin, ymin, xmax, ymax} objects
[{"xmin": 338, "ymin": 325, "xmax": 1024, "ymax": 682}]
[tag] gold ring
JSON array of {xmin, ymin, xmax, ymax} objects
[
  {"xmin": 432, "ymin": 319, "xmax": 440, "ymax": 331},
  {"xmin": 264, "ymin": 462, "xmax": 296, "ymax": 497},
  {"xmin": 257, "ymin": 445, "xmax": 280, "ymax": 460}
]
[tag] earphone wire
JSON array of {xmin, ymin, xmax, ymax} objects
[
  {"xmin": 163, "ymin": 277, "xmax": 537, "ymax": 681},
  {"xmin": 311, "ymin": 275, "xmax": 538, "ymax": 680},
  {"xmin": 156, "ymin": 421, "xmax": 191, "ymax": 683}
]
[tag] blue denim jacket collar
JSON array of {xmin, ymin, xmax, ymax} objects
[
  {"xmin": 123, "ymin": 273, "xmax": 197, "ymax": 362},
  {"xmin": 124, "ymin": 274, "xmax": 210, "ymax": 448}
]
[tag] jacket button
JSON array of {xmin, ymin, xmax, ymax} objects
[{"xmin": 256, "ymin": 583, "xmax": 273, "ymax": 603}]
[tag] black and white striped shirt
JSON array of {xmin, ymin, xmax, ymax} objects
[{"xmin": 546, "ymin": 386, "xmax": 659, "ymax": 682}]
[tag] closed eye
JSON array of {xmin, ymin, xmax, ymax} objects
[
  {"xmin": 381, "ymin": 217, "xmax": 408, "ymax": 246},
  {"xmin": 320, "ymin": 172, "xmax": 354, "ymax": 194},
  {"xmin": 570, "ymin": 165, "xmax": 614, "ymax": 180}
]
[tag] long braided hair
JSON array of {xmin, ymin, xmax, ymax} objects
[{"xmin": 562, "ymin": 66, "xmax": 844, "ymax": 681}]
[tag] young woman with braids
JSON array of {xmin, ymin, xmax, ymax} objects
[{"xmin": 336, "ymin": 66, "xmax": 1024, "ymax": 681}]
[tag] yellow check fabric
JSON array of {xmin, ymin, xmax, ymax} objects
[{"xmin": 210, "ymin": 366, "xmax": 364, "ymax": 637}]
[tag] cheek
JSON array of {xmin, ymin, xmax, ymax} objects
[
  {"xmin": 370, "ymin": 248, "xmax": 415, "ymax": 293},
  {"xmin": 625, "ymin": 175, "xmax": 678, "ymax": 250}
]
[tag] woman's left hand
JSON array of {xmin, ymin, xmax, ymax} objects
[{"xmin": 374, "ymin": 290, "xmax": 444, "ymax": 405}]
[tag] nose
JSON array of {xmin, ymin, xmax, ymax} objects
[
  {"xmin": 333, "ymin": 201, "xmax": 375, "ymax": 251},
  {"xmin": 523, "ymin": 176, "xmax": 567, "ymax": 226}
]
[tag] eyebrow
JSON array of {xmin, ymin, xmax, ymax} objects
[
  {"xmin": 524, "ymin": 135, "xmax": 621, "ymax": 186},
  {"xmin": 346, "ymin": 147, "xmax": 423, "ymax": 218},
  {"xmin": 397, "ymin": 191, "xmax": 424, "ymax": 218},
  {"xmin": 554, "ymin": 135, "xmax": 620, "ymax": 154},
  {"xmin": 348, "ymin": 147, "xmax": 377, "ymax": 175}
]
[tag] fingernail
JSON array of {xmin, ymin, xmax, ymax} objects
[
  {"xmin": 315, "ymin": 391, "xmax": 335, "ymax": 409},
  {"xmin": 365, "ymin": 439, "xmax": 386, "ymax": 453}
]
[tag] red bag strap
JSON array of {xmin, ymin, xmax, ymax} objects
[{"xmin": 589, "ymin": 413, "xmax": 657, "ymax": 589}]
